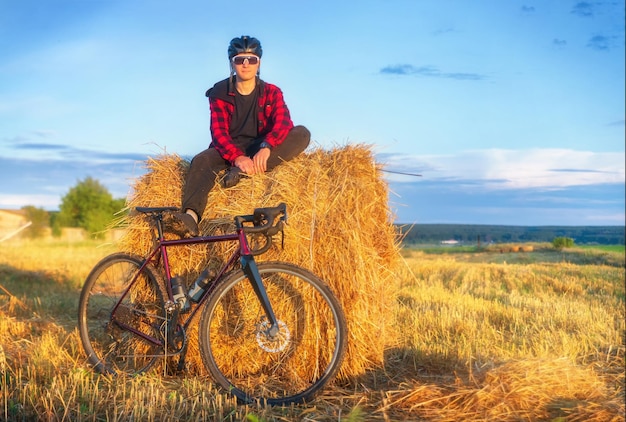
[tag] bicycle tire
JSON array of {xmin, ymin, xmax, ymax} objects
[
  {"xmin": 78, "ymin": 252, "xmax": 165, "ymax": 375},
  {"xmin": 198, "ymin": 262, "xmax": 347, "ymax": 405}
]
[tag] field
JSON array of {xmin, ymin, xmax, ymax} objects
[{"xmin": 0, "ymin": 239, "xmax": 624, "ymax": 421}]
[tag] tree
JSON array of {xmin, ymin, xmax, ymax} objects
[
  {"xmin": 21, "ymin": 205, "xmax": 49, "ymax": 238},
  {"xmin": 57, "ymin": 177, "xmax": 125, "ymax": 236},
  {"xmin": 552, "ymin": 237, "xmax": 575, "ymax": 249}
]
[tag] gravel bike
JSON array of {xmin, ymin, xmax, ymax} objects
[{"xmin": 77, "ymin": 203, "xmax": 347, "ymax": 405}]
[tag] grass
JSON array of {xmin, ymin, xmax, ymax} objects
[
  {"xmin": 579, "ymin": 244, "xmax": 626, "ymax": 253},
  {"xmin": 404, "ymin": 243, "xmax": 625, "ymax": 268},
  {"xmin": 0, "ymin": 239, "xmax": 624, "ymax": 421}
]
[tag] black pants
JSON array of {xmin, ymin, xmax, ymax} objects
[{"xmin": 182, "ymin": 125, "xmax": 310, "ymax": 219}]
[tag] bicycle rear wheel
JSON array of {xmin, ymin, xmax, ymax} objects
[
  {"xmin": 78, "ymin": 253, "xmax": 165, "ymax": 375},
  {"xmin": 198, "ymin": 262, "xmax": 347, "ymax": 405}
]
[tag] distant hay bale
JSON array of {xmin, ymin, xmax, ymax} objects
[
  {"xmin": 521, "ymin": 245, "xmax": 534, "ymax": 252},
  {"xmin": 117, "ymin": 144, "xmax": 403, "ymax": 379}
]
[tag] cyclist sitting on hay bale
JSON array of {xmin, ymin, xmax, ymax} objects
[{"xmin": 170, "ymin": 35, "xmax": 310, "ymax": 238}]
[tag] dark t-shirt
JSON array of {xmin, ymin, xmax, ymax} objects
[{"xmin": 230, "ymin": 88, "xmax": 259, "ymax": 150}]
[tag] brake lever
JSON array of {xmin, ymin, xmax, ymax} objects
[{"xmin": 265, "ymin": 221, "xmax": 285, "ymax": 249}]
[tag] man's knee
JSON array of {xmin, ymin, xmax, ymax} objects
[
  {"xmin": 291, "ymin": 125, "xmax": 311, "ymax": 150},
  {"xmin": 267, "ymin": 126, "xmax": 310, "ymax": 169}
]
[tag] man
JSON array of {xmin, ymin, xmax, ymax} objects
[{"xmin": 173, "ymin": 35, "xmax": 310, "ymax": 236}]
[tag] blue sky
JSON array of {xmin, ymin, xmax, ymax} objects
[{"xmin": 1, "ymin": 0, "xmax": 624, "ymax": 225}]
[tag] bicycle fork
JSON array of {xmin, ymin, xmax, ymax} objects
[{"xmin": 240, "ymin": 255, "xmax": 280, "ymax": 337}]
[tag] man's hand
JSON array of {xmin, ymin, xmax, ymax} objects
[
  {"xmin": 234, "ymin": 155, "xmax": 256, "ymax": 174},
  {"xmin": 253, "ymin": 147, "xmax": 271, "ymax": 173}
]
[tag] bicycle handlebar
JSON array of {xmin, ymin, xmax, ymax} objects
[{"xmin": 234, "ymin": 203, "xmax": 287, "ymax": 235}]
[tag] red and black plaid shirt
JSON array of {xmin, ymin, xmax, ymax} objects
[{"xmin": 207, "ymin": 78, "xmax": 294, "ymax": 163}]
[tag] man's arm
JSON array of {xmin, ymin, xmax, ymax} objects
[
  {"xmin": 261, "ymin": 85, "xmax": 294, "ymax": 148},
  {"xmin": 209, "ymin": 97, "xmax": 244, "ymax": 162}
]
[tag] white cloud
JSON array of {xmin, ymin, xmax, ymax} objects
[
  {"xmin": 0, "ymin": 194, "xmax": 60, "ymax": 210},
  {"xmin": 583, "ymin": 212, "xmax": 626, "ymax": 224},
  {"xmin": 379, "ymin": 148, "xmax": 625, "ymax": 189}
]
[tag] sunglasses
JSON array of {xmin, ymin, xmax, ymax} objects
[{"xmin": 231, "ymin": 55, "xmax": 259, "ymax": 65}]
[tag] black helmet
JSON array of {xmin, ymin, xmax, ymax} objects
[{"xmin": 228, "ymin": 36, "xmax": 263, "ymax": 59}]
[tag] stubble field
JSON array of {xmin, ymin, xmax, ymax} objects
[{"xmin": 0, "ymin": 239, "xmax": 624, "ymax": 421}]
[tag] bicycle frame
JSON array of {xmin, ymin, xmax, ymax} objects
[{"xmin": 110, "ymin": 216, "xmax": 280, "ymax": 350}]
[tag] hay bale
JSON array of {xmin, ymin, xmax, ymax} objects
[{"xmin": 117, "ymin": 144, "xmax": 402, "ymax": 379}]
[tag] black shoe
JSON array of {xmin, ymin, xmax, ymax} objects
[
  {"xmin": 222, "ymin": 167, "xmax": 242, "ymax": 188},
  {"xmin": 165, "ymin": 212, "xmax": 199, "ymax": 237}
]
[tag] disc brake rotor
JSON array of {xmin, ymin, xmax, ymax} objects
[{"xmin": 256, "ymin": 319, "xmax": 290, "ymax": 353}]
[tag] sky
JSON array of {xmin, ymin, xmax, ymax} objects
[{"xmin": 0, "ymin": 0, "xmax": 624, "ymax": 225}]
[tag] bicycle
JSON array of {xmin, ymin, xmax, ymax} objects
[{"xmin": 77, "ymin": 203, "xmax": 347, "ymax": 405}]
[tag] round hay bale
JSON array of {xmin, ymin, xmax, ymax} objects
[
  {"xmin": 521, "ymin": 245, "xmax": 534, "ymax": 252},
  {"xmin": 117, "ymin": 144, "xmax": 402, "ymax": 379},
  {"xmin": 510, "ymin": 245, "xmax": 520, "ymax": 252}
]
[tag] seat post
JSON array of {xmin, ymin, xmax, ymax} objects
[{"xmin": 154, "ymin": 213, "xmax": 166, "ymax": 241}]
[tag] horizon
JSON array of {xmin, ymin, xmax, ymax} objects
[{"xmin": 3, "ymin": 201, "xmax": 625, "ymax": 228}]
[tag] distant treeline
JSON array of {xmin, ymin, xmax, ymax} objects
[{"xmin": 396, "ymin": 224, "xmax": 626, "ymax": 245}]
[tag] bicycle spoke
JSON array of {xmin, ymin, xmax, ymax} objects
[{"xmin": 78, "ymin": 253, "xmax": 165, "ymax": 375}]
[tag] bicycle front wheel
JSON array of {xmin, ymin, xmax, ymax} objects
[
  {"xmin": 78, "ymin": 253, "xmax": 165, "ymax": 375},
  {"xmin": 198, "ymin": 262, "xmax": 347, "ymax": 405}
]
